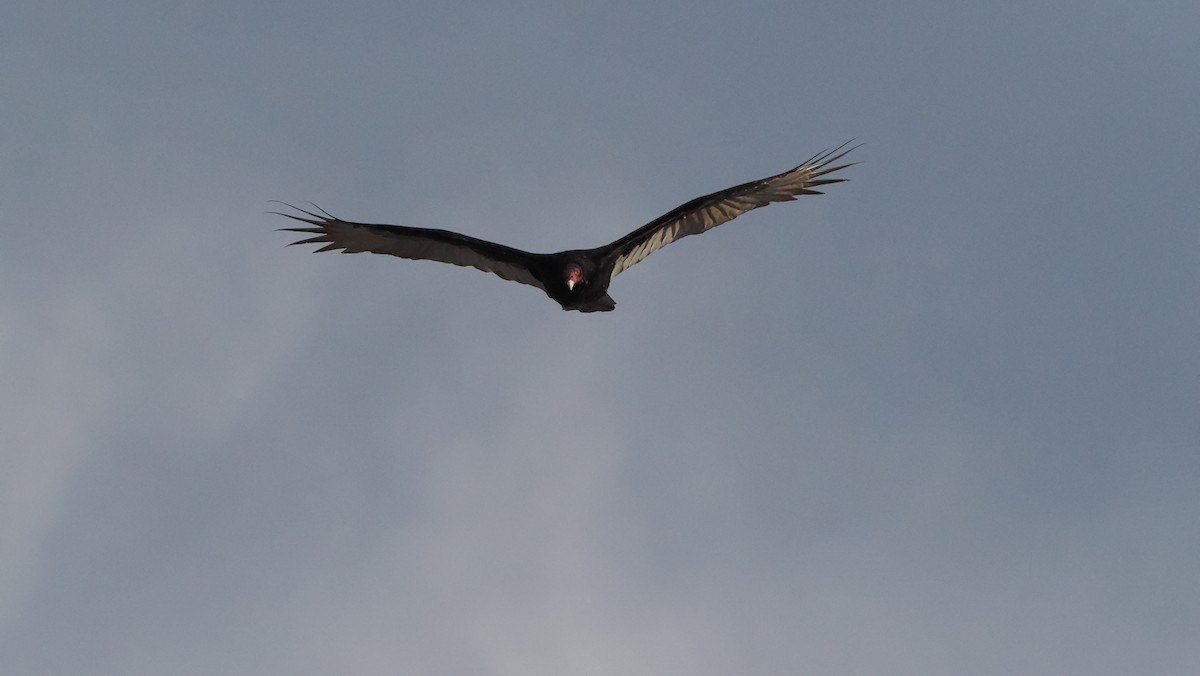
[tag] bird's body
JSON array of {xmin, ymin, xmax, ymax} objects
[{"xmin": 278, "ymin": 143, "xmax": 857, "ymax": 312}]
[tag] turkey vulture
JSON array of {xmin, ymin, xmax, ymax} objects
[{"xmin": 277, "ymin": 143, "xmax": 857, "ymax": 312}]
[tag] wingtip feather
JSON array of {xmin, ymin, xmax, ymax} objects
[{"xmin": 268, "ymin": 201, "xmax": 341, "ymax": 226}]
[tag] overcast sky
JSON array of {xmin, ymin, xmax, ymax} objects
[{"xmin": 3, "ymin": 2, "xmax": 1198, "ymax": 675}]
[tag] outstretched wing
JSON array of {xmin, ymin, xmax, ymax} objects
[
  {"xmin": 604, "ymin": 142, "xmax": 858, "ymax": 278},
  {"xmin": 274, "ymin": 204, "xmax": 545, "ymax": 289}
]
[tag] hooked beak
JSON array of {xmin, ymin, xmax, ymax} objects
[{"xmin": 565, "ymin": 263, "xmax": 584, "ymax": 291}]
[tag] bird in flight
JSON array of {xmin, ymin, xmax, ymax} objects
[{"xmin": 277, "ymin": 142, "xmax": 857, "ymax": 312}]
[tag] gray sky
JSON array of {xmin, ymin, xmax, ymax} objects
[{"xmin": 3, "ymin": 1, "xmax": 1198, "ymax": 674}]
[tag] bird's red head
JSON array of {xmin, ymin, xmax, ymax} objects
[{"xmin": 565, "ymin": 263, "xmax": 585, "ymax": 291}]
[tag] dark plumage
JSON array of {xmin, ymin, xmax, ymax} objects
[{"xmin": 276, "ymin": 143, "xmax": 857, "ymax": 312}]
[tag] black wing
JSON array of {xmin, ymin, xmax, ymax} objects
[
  {"xmin": 274, "ymin": 204, "xmax": 545, "ymax": 289},
  {"xmin": 603, "ymin": 142, "xmax": 858, "ymax": 278}
]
